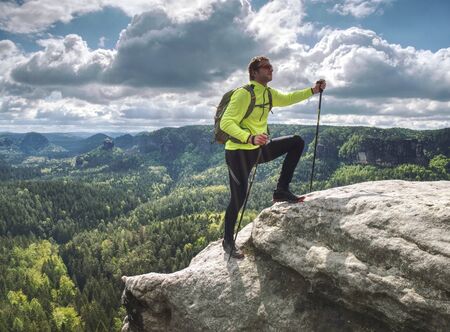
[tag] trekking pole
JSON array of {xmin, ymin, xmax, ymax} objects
[
  {"xmin": 229, "ymin": 147, "xmax": 263, "ymax": 261},
  {"xmin": 309, "ymin": 83, "xmax": 324, "ymax": 193}
]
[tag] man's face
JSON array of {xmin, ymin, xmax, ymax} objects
[{"xmin": 254, "ymin": 60, "xmax": 273, "ymax": 84}]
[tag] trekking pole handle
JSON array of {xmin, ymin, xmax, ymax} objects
[{"xmin": 316, "ymin": 79, "xmax": 326, "ymax": 93}]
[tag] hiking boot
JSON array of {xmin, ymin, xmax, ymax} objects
[
  {"xmin": 222, "ymin": 240, "xmax": 245, "ymax": 259},
  {"xmin": 273, "ymin": 188, "xmax": 303, "ymax": 203}
]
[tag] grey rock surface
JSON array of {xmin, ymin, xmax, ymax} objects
[{"xmin": 121, "ymin": 180, "xmax": 450, "ymax": 331}]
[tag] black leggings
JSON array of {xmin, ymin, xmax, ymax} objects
[{"xmin": 224, "ymin": 135, "xmax": 305, "ymax": 242}]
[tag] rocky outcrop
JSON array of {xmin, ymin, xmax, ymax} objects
[
  {"xmin": 79, "ymin": 133, "xmax": 111, "ymax": 153},
  {"xmin": 102, "ymin": 137, "xmax": 114, "ymax": 150},
  {"xmin": 121, "ymin": 181, "xmax": 450, "ymax": 331},
  {"xmin": 355, "ymin": 138, "xmax": 427, "ymax": 166}
]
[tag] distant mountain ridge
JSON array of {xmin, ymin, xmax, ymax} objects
[{"xmin": 0, "ymin": 126, "xmax": 448, "ymax": 174}]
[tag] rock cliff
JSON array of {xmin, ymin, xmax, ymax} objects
[
  {"xmin": 121, "ymin": 180, "xmax": 450, "ymax": 331},
  {"xmin": 354, "ymin": 138, "xmax": 427, "ymax": 166}
]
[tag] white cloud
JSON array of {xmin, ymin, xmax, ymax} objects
[
  {"xmin": 0, "ymin": 39, "xmax": 19, "ymax": 57},
  {"xmin": 98, "ymin": 36, "xmax": 106, "ymax": 48},
  {"xmin": 0, "ymin": 40, "xmax": 23, "ymax": 94},
  {"xmin": 9, "ymin": 1, "xmax": 262, "ymax": 88},
  {"xmin": 0, "ymin": 0, "xmax": 222, "ymax": 34},
  {"xmin": 0, "ymin": 39, "xmax": 25, "ymax": 74},
  {"xmin": 330, "ymin": 0, "xmax": 394, "ymax": 18},
  {"xmin": 120, "ymin": 0, "xmax": 222, "ymax": 23},
  {"xmin": 0, "ymin": 95, "xmax": 29, "ymax": 115},
  {"xmin": 11, "ymin": 34, "xmax": 115, "ymax": 85},
  {"xmin": 0, "ymin": 0, "xmax": 102, "ymax": 34},
  {"xmin": 299, "ymin": 28, "xmax": 450, "ymax": 101},
  {"xmin": 0, "ymin": 40, "xmax": 33, "ymax": 116},
  {"xmin": 245, "ymin": 0, "xmax": 307, "ymax": 53},
  {"xmin": 106, "ymin": 0, "xmax": 262, "ymax": 87},
  {"xmin": 272, "ymin": 96, "xmax": 450, "ymax": 129},
  {"xmin": 34, "ymin": 98, "xmax": 108, "ymax": 122},
  {"xmin": 0, "ymin": 94, "xmax": 37, "ymax": 126}
]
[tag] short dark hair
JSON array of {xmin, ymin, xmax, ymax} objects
[{"xmin": 248, "ymin": 56, "xmax": 270, "ymax": 80}]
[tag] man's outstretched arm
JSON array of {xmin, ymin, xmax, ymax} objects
[{"xmin": 271, "ymin": 80, "xmax": 326, "ymax": 108}]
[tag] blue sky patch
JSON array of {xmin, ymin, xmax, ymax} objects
[
  {"xmin": 305, "ymin": 0, "xmax": 450, "ymax": 51},
  {"xmin": 47, "ymin": 6, "xmax": 131, "ymax": 50}
]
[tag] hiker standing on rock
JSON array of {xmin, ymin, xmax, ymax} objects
[{"xmin": 219, "ymin": 56, "xmax": 326, "ymax": 259}]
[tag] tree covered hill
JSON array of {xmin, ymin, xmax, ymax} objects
[{"xmin": 0, "ymin": 125, "xmax": 448, "ymax": 331}]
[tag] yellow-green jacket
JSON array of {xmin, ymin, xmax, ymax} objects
[{"xmin": 220, "ymin": 80, "xmax": 313, "ymax": 150}]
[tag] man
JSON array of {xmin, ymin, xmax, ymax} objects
[{"xmin": 220, "ymin": 55, "xmax": 326, "ymax": 259}]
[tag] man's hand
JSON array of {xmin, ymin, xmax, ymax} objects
[
  {"xmin": 248, "ymin": 133, "xmax": 269, "ymax": 145},
  {"xmin": 312, "ymin": 79, "xmax": 326, "ymax": 94}
]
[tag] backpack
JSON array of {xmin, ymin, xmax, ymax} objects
[{"xmin": 213, "ymin": 84, "xmax": 272, "ymax": 144}]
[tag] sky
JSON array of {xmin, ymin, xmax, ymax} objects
[{"xmin": 0, "ymin": 0, "xmax": 449, "ymax": 133}]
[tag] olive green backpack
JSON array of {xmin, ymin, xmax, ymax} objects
[{"xmin": 213, "ymin": 84, "xmax": 255, "ymax": 144}]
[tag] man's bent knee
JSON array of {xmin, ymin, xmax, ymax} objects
[{"xmin": 293, "ymin": 135, "xmax": 305, "ymax": 150}]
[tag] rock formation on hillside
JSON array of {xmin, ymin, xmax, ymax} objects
[
  {"xmin": 355, "ymin": 138, "xmax": 427, "ymax": 166},
  {"xmin": 102, "ymin": 137, "xmax": 114, "ymax": 150},
  {"xmin": 121, "ymin": 180, "xmax": 450, "ymax": 332}
]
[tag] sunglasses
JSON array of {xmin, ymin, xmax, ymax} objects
[{"xmin": 258, "ymin": 64, "xmax": 273, "ymax": 70}]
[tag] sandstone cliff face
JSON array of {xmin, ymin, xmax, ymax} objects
[
  {"xmin": 354, "ymin": 138, "xmax": 427, "ymax": 166},
  {"xmin": 121, "ymin": 180, "xmax": 450, "ymax": 332}
]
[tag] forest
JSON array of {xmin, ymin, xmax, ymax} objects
[{"xmin": 0, "ymin": 124, "xmax": 448, "ymax": 331}]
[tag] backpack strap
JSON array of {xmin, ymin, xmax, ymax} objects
[
  {"xmin": 241, "ymin": 84, "xmax": 256, "ymax": 120},
  {"xmin": 242, "ymin": 84, "xmax": 273, "ymax": 137},
  {"xmin": 267, "ymin": 87, "xmax": 273, "ymax": 112},
  {"xmin": 267, "ymin": 87, "xmax": 273, "ymax": 136},
  {"xmin": 226, "ymin": 84, "xmax": 256, "ymax": 144}
]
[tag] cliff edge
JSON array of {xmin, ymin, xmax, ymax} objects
[{"xmin": 121, "ymin": 180, "xmax": 450, "ymax": 331}]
